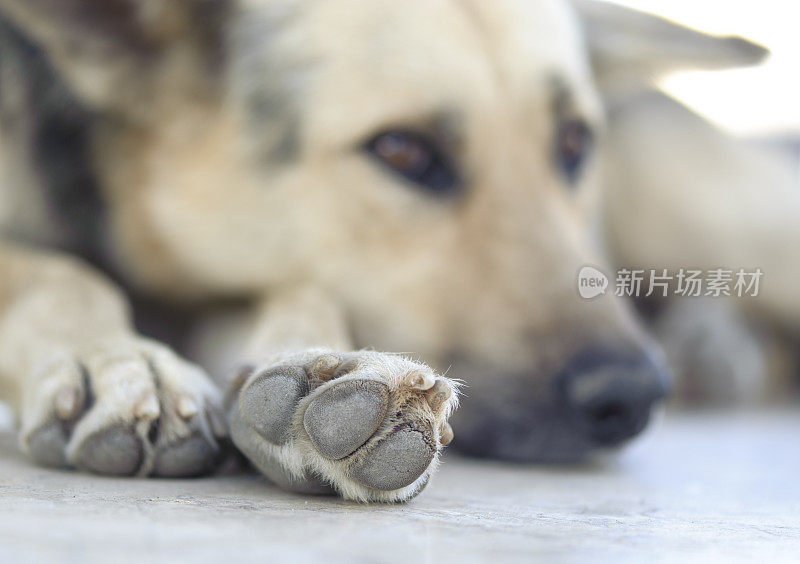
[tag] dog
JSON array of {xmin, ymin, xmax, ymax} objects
[{"xmin": 0, "ymin": 0, "xmax": 789, "ymax": 502}]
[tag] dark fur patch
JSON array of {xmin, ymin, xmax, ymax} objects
[
  {"xmin": 229, "ymin": 4, "xmax": 308, "ymax": 165},
  {"xmin": 0, "ymin": 15, "xmax": 105, "ymax": 261},
  {"xmin": 8, "ymin": 0, "xmax": 156, "ymax": 56},
  {"xmin": 188, "ymin": 0, "xmax": 231, "ymax": 73}
]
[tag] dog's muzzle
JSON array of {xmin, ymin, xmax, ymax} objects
[
  {"xmin": 450, "ymin": 346, "xmax": 671, "ymax": 462},
  {"xmin": 556, "ymin": 347, "xmax": 671, "ymax": 447}
]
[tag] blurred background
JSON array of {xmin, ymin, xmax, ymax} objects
[
  {"xmin": 596, "ymin": 0, "xmax": 800, "ymax": 408},
  {"xmin": 611, "ymin": 0, "xmax": 800, "ymax": 138}
]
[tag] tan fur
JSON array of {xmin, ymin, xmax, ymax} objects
[
  {"xmin": 0, "ymin": 0, "xmax": 794, "ymax": 492},
  {"xmin": 2, "ymin": 0, "xmax": 643, "ymax": 382},
  {"xmin": 99, "ymin": 0, "xmax": 638, "ymax": 370}
]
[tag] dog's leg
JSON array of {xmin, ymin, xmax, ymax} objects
[
  {"xmin": 0, "ymin": 242, "xmax": 224, "ymax": 476},
  {"xmin": 653, "ymin": 297, "xmax": 770, "ymax": 405},
  {"xmin": 224, "ymin": 287, "xmax": 459, "ymax": 502}
]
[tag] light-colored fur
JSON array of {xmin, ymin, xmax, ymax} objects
[
  {"xmin": 0, "ymin": 0, "xmax": 795, "ymax": 496},
  {"xmin": 230, "ymin": 348, "xmax": 459, "ymax": 503}
]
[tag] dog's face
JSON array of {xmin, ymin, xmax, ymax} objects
[{"xmin": 14, "ymin": 0, "xmax": 755, "ymax": 461}]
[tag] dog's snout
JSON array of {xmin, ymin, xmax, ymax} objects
[
  {"xmin": 449, "ymin": 346, "xmax": 671, "ymax": 462},
  {"xmin": 559, "ymin": 348, "xmax": 670, "ymax": 447}
]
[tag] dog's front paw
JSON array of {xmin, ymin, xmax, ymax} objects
[
  {"xmin": 20, "ymin": 338, "xmax": 225, "ymax": 477},
  {"xmin": 229, "ymin": 349, "xmax": 459, "ymax": 502}
]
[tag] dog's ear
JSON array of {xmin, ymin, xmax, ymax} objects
[
  {"xmin": 573, "ymin": 0, "xmax": 768, "ymax": 98},
  {"xmin": 0, "ymin": 0, "xmax": 226, "ymax": 115}
]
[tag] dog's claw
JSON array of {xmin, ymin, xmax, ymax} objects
[
  {"xmin": 308, "ymin": 354, "xmax": 341, "ymax": 380},
  {"xmin": 176, "ymin": 396, "xmax": 199, "ymax": 420},
  {"xmin": 439, "ymin": 422, "xmax": 454, "ymax": 446},
  {"xmin": 425, "ymin": 380, "xmax": 452, "ymax": 413},
  {"xmin": 134, "ymin": 392, "xmax": 161, "ymax": 421},
  {"xmin": 405, "ymin": 370, "xmax": 436, "ymax": 391},
  {"xmin": 54, "ymin": 386, "xmax": 82, "ymax": 420}
]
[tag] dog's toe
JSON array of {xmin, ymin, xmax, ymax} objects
[
  {"xmin": 27, "ymin": 423, "xmax": 70, "ymax": 468},
  {"xmin": 303, "ymin": 379, "xmax": 389, "ymax": 460},
  {"xmin": 239, "ymin": 366, "xmax": 309, "ymax": 445},
  {"xmin": 350, "ymin": 423, "xmax": 436, "ymax": 491},
  {"xmin": 76, "ymin": 426, "xmax": 143, "ymax": 476},
  {"xmin": 153, "ymin": 434, "xmax": 218, "ymax": 477}
]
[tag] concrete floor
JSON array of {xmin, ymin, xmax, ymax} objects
[{"xmin": 1, "ymin": 409, "xmax": 798, "ymax": 563}]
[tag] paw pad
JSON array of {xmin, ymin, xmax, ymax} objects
[
  {"xmin": 20, "ymin": 341, "xmax": 224, "ymax": 479},
  {"xmin": 153, "ymin": 434, "xmax": 218, "ymax": 477},
  {"xmin": 350, "ymin": 425, "xmax": 436, "ymax": 491},
  {"xmin": 77, "ymin": 426, "xmax": 143, "ymax": 476},
  {"xmin": 28, "ymin": 424, "xmax": 70, "ymax": 468},
  {"xmin": 303, "ymin": 380, "xmax": 389, "ymax": 460},
  {"xmin": 231, "ymin": 350, "xmax": 459, "ymax": 501},
  {"xmin": 239, "ymin": 366, "xmax": 308, "ymax": 445}
]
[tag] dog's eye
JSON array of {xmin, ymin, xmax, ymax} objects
[
  {"xmin": 365, "ymin": 131, "xmax": 460, "ymax": 196},
  {"xmin": 557, "ymin": 119, "xmax": 593, "ymax": 183}
]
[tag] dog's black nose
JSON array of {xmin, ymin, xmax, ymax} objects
[{"xmin": 558, "ymin": 348, "xmax": 670, "ymax": 447}]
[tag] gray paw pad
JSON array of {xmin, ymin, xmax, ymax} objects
[
  {"xmin": 240, "ymin": 366, "xmax": 308, "ymax": 445},
  {"xmin": 77, "ymin": 426, "xmax": 143, "ymax": 476},
  {"xmin": 28, "ymin": 424, "xmax": 69, "ymax": 468},
  {"xmin": 350, "ymin": 425, "xmax": 435, "ymax": 491},
  {"xmin": 153, "ymin": 434, "xmax": 217, "ymax": 477},
  {"xmin": 304, "ymin": 380, "xmax": 389, "ymax": 460}
]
